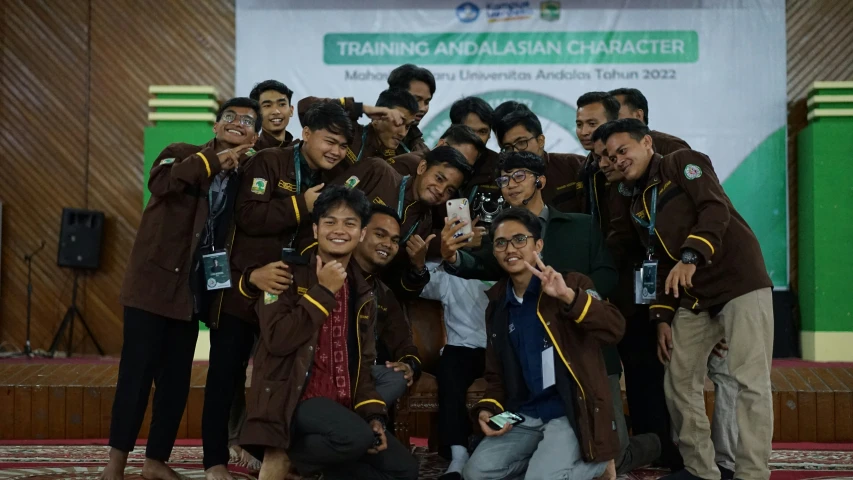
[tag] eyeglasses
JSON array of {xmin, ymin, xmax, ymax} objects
[
  {"xmin": 500, "ymin": 135, "xmax": 538, "ymax": 153},
  {"xmin": 221, "ymin": 111, "xmax": 256, "ymax": 127},
  {"xmin": 495, "ymin": 169, "xmax": 536, "ymax": 188},
  {"xmin": 493, "ymin": 233, "xmax": 534, "ymax": 252}
]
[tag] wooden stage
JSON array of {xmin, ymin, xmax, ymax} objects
[{"xmin": 1, "ymin": 359, "xmax": 852, "ymax": 443}]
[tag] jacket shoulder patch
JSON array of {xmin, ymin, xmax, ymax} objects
[
  {"xmin": 160, "ymin": 158, "xmax": 175, "ymax": 165},
  {"xmin": 345, "ymin": 176, "xmax": 360, "ymax": 189},
  {"xmin": 263, "ymin": 292, "xmax": 278, "ymax": 304},
  {"xmin": 683, "ymin": 164, "xmax": 703, "ymax": 180},
  {"xmin": 251, "ymin": 178, "xmax": 268, "ymax": 194}
]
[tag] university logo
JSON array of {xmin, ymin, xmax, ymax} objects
[
  {"xmin": 486, "ymin": 1, "xmax": 533, "ymax": 23},
  {"xmin": 251, "ymin": 178, "xmax": 267, "ymax": 195},
  {"xmin": 540, "ymin": 1, "xmax": 560, "ymax": 21},
  {"xmin": 456, "ymin": 2, "xmax": 480, "ymax": 22}
]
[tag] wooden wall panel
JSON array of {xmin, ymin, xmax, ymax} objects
[
  {"xmin": 0, "ymin": 0, "xmax": 90, "ymax": 354},
  {"xmin": 0, "ymin": 0, "xmax": 234, "ymax": 355}
]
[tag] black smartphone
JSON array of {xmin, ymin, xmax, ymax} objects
[
  {"xmin": 281, "ymin": 247, "xmax": 308, "ymax": 265},
  {"xmin": 487, "ymin": 411, "xmax": 524, "ymax": 430}
]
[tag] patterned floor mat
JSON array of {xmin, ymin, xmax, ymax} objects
[{"xmin": 0, "ymin": 445, "xmax": 851, "ymax": 479}]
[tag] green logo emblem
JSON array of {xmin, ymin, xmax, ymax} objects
[
  {"xmin": 684, "ymin": 164, "xmax": 703, "ymax": 180},
  {"xmin": 540, "ymin": 1, "xmax": 560, "ymax": 21},
  {"xmin": 251, "ymin": 178, "xmax": 268, "ymax": 195},
  {"xmin": 263, "ymin": 292, "xmax": 278, "ymax": 305},
  {"xmin": 160, "ymin": 158, "xmax": 175, "ymax": 165},
  {"xmin": 345, "ymin": 176, "xmax": 360, "ymax": 189}
]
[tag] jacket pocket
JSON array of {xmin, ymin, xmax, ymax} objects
[
  {"xmin": 251, "ymin": 380, "xmax": 288, "ymax": 424},
  {"xmin": 591, "ymin": 396, "xmax": 614, "ymax": 450}
]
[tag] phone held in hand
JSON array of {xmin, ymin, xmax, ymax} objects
[
  {"xmin": 447, "ymin": 198, "xmax": 473, "ymax": 240},
  {"xmin": 488, "ymin": 411, "xmax": 524, "ymax": 430},
  {"xmin": 281, "ymin": 247, "xmax": 308, "ymax": 266}
]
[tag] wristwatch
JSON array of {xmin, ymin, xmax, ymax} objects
[{"xmin": 681, "ymin": 248, "xmax": 700, "ymax": 265}]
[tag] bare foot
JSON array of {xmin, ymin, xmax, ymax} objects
[
  {"xmin": 240, "ymin": 449, "xmax": 262, "ymax": 472},
  {"xmin": 142, "ymin": 458, "xmax": 182, "ymax": 480},
  {"xmin": 229, "ymin": 446, "xmax": 242, "ymax": 464},
  {"xmin": 99, "ymin": 448, "xmax": 128, "ymax": 480},
  {"xmin": 204, "ymin": 464, "xmax": 234, "ymax": 480},
  {"xmin": 258, "ymin": 448, "xmax": 290, "ymax": 480}
]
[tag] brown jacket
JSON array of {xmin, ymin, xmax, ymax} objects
[
  {"xmin": 254, "ymin": 129, "xmax": 294, "ymax": 151},
  {"xmin": 240, "ymin": 257, "xmax": 385, "ymax": 451},
  {"xmin": 473, "ymin": 272, "xmax": 625, "ymax": 462},
  {"xmin": 543, "ymin": 152, "xmax": 586, "ymax": 214},
  {"xmin": 629, "ymin": 151, "xmax": 772, "ymax": 323},
  {"xmin": 397, "ymin": 125, "xmax": 430, "ymax": 155},
  {"xmin": 366, "ymin": 273, "xmax": 422, "ymax": 378},
  {"xmin": 218, "ymin": 145, "xmax": 329, "ymax": 324},
  {"xmin": 650, "ymin": 130, "xmax": 690, "ymax": 156},
  {"xmin": 121, "ymin": 139, "xmax": 248, "ymax": 321},
  {"xmin": 333, "ymin": 157, "xmax": 433, "ymax": 297}
]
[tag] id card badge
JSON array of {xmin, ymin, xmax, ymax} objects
[
  {"xmin": 541, "ymin": 346, "xmax": 556, "ymax": 389},
  {"xmin": 202, "ymin": 250, "xmax": 232, "ymax": 290},
  {"xmin": 634, "ymin": 259, "xmax": 658, "ymax": 304}
]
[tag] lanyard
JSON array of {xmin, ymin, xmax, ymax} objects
[
  {"xmin": 631, "ymin": 185, "xmax": 658, "ymax": 259},
  {"xmin": 397, "ymin": 175, "xmax": 420, "ymax": 243},
  {"xmin": 294, "ymin": 143, "xmax": 304, "ymax": 195},
  {"xmin": 400, "ymin": 141, "xmax": 411, "ymax": 154},
  {"xmin": 356, "ymin": 129, "xmax": 369, "ymax": 162}
]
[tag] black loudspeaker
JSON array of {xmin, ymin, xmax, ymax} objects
[{"xmin": 57, "ymin": 208, "xmax": 105, "ymax": 270}]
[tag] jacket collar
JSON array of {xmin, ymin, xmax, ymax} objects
[{"xmin": 637, "ymin": 153, "xmax": 665, "ymax": 190}]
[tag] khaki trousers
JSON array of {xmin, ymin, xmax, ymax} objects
[{"xmin": 664, "ymin": 288, "xmax": 774, "ymax": 480}]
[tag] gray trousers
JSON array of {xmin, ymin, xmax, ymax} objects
[
  {"xmin": 610, "ymin": 374, "xmax": 662, "ymax": 474},
  {"xmin": 372, "ymin": 364, "xmax": 409, "ymax": 406},
  {"xmin": 708, "ymin": 353, "xmax": 738, "ymax": 471},
  {"xmin": 464, "ymin": 416, "xmax": 609, "ymax": 480}
]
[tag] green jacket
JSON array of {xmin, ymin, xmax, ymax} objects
[{"xmin": 446, "ymin": 207, "xmax": 622, "ymax": 374}]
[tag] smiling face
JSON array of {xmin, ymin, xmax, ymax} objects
[
  {"xmin": 313, "ymin": 203, "xmax": 365, "ymax": 258},
  {"xmin": 355, "ymin": 213, "xmax": 401, "ymax": 272},
  {"xmin": 606, "ymin": 132, "xmax": 655, "ymax": 182},
  {"xmin": 499, "ymin": 168, "xmax": 543, "ymax": 208},
  {"xmin": 258, "ymin": 90, "xmax": 293, "ymax": 135},
  {"xmin": 213, "ymin": 106, "xmax": 258, "ymax": 147},
  {"xmin": 375, "ymin": 107, "xmax": 415, "ymax": 149},
  {"xmin": 593, "ymin": 139, "xmax": 623, "ymax": 182},
  {"xmin": 407, "ymin": 80, "xmax": 432, "ymax": 125},
  {"xmin": 576, "ymin": 102, "xmax": 610, "ymax": 151},
  {"xmin": 493, "ymin": 219, "xmax": 543, "ymax": 275},
  {"xmin": 414, "ymin": 162, "xmax": 466, "ymax": 206},
  {"xmin": 301, "ymin": 127, "xmax": 349, "ymax": 171}
]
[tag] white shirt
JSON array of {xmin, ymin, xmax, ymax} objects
[{"xmin": 421, "ymin": 261, "xmax": 492, "ymax": 349}]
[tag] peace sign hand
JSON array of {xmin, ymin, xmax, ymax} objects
[{"xmin": 524, "ymin": 256, "xmax": 576, "ymax": 305}]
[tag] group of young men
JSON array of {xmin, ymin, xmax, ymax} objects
[{"xmin": 101, "ymin": 63, "xmax": 775, "ymax": 480}]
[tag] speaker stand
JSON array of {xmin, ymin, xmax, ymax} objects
[{"xmin": 49, "ymin": 271, "xmax": 104, "ymax": 358}]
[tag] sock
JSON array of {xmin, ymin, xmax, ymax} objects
[{"xmin": 446, "ymin": 445, "xmax": 470, "ymax": 474}]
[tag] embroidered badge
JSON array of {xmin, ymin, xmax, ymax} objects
[
  {"xmin": 372, "ymin": 197, "xmax": 387, "ymax": 206},
  {"xmin": 251, "ymin": 178, "xmax": 268, "ymax": 195},
  {"xmin": 586, "ymin": 289, "xmax": 602, "ymax": 300},
  {"xmin": 160, "ymin": 158, "xmax": 175, "ymax": 165},
  {"xmin": 297, "ymin": 286, "xmax": 307, "ymax": 296},
  {"xmin": 345, "ymin": 176, "xmax": 360, "ymax": 189},
  {"xmin": 684, "ymin": 164, "xmax": 703, "ymax": 180},
  {"xmin": 245, "ymin": 148, "xmax": 257, "ymax": 157},
  {"xmin": 618, "ymin": 182, "xmax": 632, "ymax": 197},
  {"xmin": 263, "ymin": 292, "xmax": 278, "ymax": 305},
  {"xmin": 277, "ymin": 180, "xmax": 296, "ymax": 192}
]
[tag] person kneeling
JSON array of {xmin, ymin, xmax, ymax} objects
[
  {"xmin": 239, "ymin": 185, "xmax": 419, "ymax": 480},
  {"xmin": 464, "ymin": 208, "xmax": 625, "ymax": 480}
]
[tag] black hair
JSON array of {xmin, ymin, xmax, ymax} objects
[
  {"xmin": 493, "ymin": 101, "xmax": 530, "ymax": 125},
  {"xmin": 440, "ymin": 124, "xmax": 487, "ymax": 158},
  {"xmin": 249, "ymin": 80, "xmax": 294, "ymax": 103},
  {"xmin": 592, "ymin": 118, "xmax": 651, "ymax": 144},
  {"xmin": 496, "ymin": 151, "xmax": 546, "ymax": 177},
  {"xmin": 609, "ymin": 87, "xmax": 649, "ymax": 125},
  {"xmin": 302, "ymin": 102, "xmax": 354, "ymax": 144},
  {"xmin": 375, "ymin": 88, "xmax": 419, "ymax": 116},
  {"xmin": 488, "ymin": 207, "xmax": 543, "ymax": 241},
  {"xmin": 312, "ymin": 185, "xmax": 371, "ymax": 226},
  {"xmin": 495, "ymin": 109, "xmax": 542, "ymax": 145},
  {"xmin": 423, "ymin": 145, "xmax": 473, "ymax": 183},
  {"xmin": 387, "ymin": 64, "xmax": 436, "ymax": 95},
  {"xmin": 366, "ymin": 204, "xmax": 403, "ymax": 230},
  {"xmin": 449, "ymin": 96, "xmax": 494, "ymax": 129},
  {"xmin": 577, "ymin": 91, "xmax": 621, "ymax": 122}
]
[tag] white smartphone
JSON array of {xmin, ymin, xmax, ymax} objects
[{"xmin": 446, "ymin": 198, "xmax": 473, "ymax": 239}]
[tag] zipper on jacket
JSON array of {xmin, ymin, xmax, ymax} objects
[
  {"xmin": 535, "ymin": 292, "xmax": 594, "ymax": 459},
  {"xmin": 352, "ymin": 299, "xmax": 371, "ymax": 399}
]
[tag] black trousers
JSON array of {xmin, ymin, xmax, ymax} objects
[
  {"xmin": 437, "ymin": 345, "xmax": 486, "ymax": 459},
  {"xmin": 202, "ymin": 313, "xmax": 258, "ymax": 469},
  {"xmin": 289, "ymin": 397, "xmax": 419, "ymax": 480},
  {"xmin": 619, "ymin": 307, "xmax": 684, "ymax": 470},
  {"xmin": 108, "ymin": 307, "xmax": 199, "ymax": 461}
]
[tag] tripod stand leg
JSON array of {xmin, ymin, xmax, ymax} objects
[
  {"xmin": 48, "ymin": 307, "xmax": 75, "ymax": 357},
  {"xmin": 76, "ymin": 311, "xmax": 105, "ymax": 356}
]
